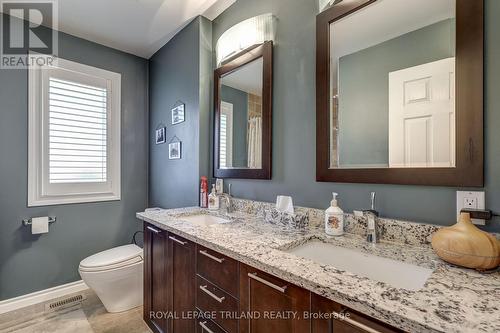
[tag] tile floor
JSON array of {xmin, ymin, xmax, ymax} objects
[{"xmin": 0, "ymin": 290, "xmax": 152, "ymax": 333}]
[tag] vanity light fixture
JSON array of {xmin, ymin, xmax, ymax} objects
[{"xmin": 216, "ymin": 13, "xmax": 276, "ymax": 66}]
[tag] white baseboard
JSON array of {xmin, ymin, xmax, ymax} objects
[{"xmin": 0, "ymin": 280, "xmax": 89, "ymax": 314}]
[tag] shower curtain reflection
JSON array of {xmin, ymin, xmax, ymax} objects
[{"xmin": 247, "ymin": 117, "xmax": 262, "ymax": 168}]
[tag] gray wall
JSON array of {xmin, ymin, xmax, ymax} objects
[
  {"xmin": 212, "ymin": 0, "xmax": 500, "ymax": 233},
  {"xmin": 220, "ymin": 85, "xmax": 248, "ymax": 167},
  {"xmin": 149, "ymin": 17, "xmax": 212, "ymax": 208},
  {"xmin": 338, "ymin": 19, "xmax": 455, "ymax": 167},
  {"xmin": 0, "ymin": 15, "xmax": 149, "ymax": 300}
]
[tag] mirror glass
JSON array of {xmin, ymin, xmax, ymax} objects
[
  {"xmin": 219, "ymin": 57, "xmax": 263, "ymax": 169},
  {"xmin": 329, "ymin": 0, "xmax": 456, "ymax": 169}
]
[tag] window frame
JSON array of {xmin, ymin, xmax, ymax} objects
[{"xmin": 28, "ymin": 56, "xmax": 121, "ymax": 207}]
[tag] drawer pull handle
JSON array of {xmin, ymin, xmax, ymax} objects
[
  {"xmin": 199, "ymin": 321, "xmax": 215, "ymax": 333},
  {"xmin": 199, "ymin": 250, "xmax": 225, "ymax": 263},
  {"xmin": 199, "ymin": 285, "xmax": 225, "ymax": 303},
  {"xmin": 169, "ymin": 236, "xmax": 187, "ymax": 245},
  {"xmin": 248, "ymin": 273, "xmax": 287, "ymax": 293},
  {"xmin": 334, "ymin": 312, "xmax": 383, "ymax": 333},
  {"xmin": 146, "ymin": 226, "xmax": 161, "ymax": 234}
]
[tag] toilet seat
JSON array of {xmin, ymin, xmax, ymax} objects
[{"xmin": 79, "ymin": 244, "xmax": 143, "ymax": 272}]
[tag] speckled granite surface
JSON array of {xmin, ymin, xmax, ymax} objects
[{"xmin": 137, "ymin": 202, "xmax": 500, "ymax": 333}]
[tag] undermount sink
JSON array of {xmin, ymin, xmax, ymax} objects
[
  {"xmin": 180, "ymin": 214, "xmax": 231, "ymax": 227},
  {"xmin": 286, "ymin": 241, "xmax": 433, "ymax": 291}
]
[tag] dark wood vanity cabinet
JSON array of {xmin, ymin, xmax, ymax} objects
[
  {"xmin": 167, "ymin": 233, "xmax": 196, "ymax": 333},
  {"xmin": 144, "ymin": 222, "xmax": 404, "ymax": 333},
  {"xmin": 143, "ymin": 224, "xmax": 196, "ymax": 333},
  {"xmin": 144, "ymin": 224, "xmax": 169, "ymax": 333},
  {"xmin": 239, "ymin": 264, "xmax": 310, "ymax": 333},
  {"xmin": 311, "ymin": 294, "xmax": 405, "ymax": 333}
]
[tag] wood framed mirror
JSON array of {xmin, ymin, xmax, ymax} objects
[
  {"xmin": 316, "ymin": 0, "xmax": 483, "ymax": 186},
  {"xmin": 214, "ymin": 41, "xmax": 273, "ymax": 179}
]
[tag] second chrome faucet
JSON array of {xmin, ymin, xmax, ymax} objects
[{"xmin": 363, "ymin": 192, "xmax": 379, "ymax": 244}]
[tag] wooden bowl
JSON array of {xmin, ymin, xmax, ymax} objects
[{"xmin": 431, "ymin": 213, "xmax": 500, "ymax": 270}]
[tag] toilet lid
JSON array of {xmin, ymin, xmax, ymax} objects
[{"xmin": 79, "ymin": 244, "xmax": 143, "ymax": 271}]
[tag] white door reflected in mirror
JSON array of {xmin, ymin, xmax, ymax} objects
[{"xmin": 389, "ymin": 58, "xmax": 456, "ymax": 168}]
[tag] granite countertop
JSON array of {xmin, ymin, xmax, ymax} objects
[{"xmin": 136, "ymin": 207, "xmax": 500, "ymax": 333}]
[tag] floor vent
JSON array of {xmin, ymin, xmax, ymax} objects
[{"xmin": 45, "ymin": 293, "xmax": 86, "ymax": 312}]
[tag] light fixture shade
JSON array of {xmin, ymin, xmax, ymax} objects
[
  {"xmin": 216, "ymin": 13, "xmax": 276, "ymax": 66},
  {"xmin": 319, "ymin": 0, "xmax": 331, "ymax": 12},
  {"xmin": 319, "ymin": 0, "xmax": 343, "ymax": 12}
]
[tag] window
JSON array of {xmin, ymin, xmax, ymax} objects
[
  {"xmin": 219, "ymin": 101, "xmax": 233, "ymax": 168},
  {"xmin": 28, "ymin": 56, "xmax": 121, "ymax": 206}
]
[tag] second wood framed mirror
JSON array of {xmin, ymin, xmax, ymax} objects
[
  {"xmin": 214, "ymin": 41, "xmax": 273, "ymax": 179},
  {"xmin": 316, "ymin": 0, "xmax": 483, "ymax": 186}
]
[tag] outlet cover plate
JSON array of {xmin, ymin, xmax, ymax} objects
[{"xmin": 456, "ymin": 191, "xmax": 485, "ymax": 225}]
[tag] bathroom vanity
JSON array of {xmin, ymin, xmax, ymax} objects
[
  {"xmin": 137, "ymin": 200, "xmax": 499, "ymax": 333},
  {"xmin": 142, "ymin": 222, "xmax": 401, "ymax": 333}
]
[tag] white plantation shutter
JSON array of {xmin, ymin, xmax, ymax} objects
[
  {"xmin": 219, "ymin": 101, "xmax": 233, "ymax": 168},
  {"xmin": 28, "ymin": 56, "xmax": 121, "ymax": 206},
  {"xmin": 49, "ymin": 77, "xmax": 107, "ymax": 183},
  {"xmin": 220, "ymin": 113, "xmax": 228, "ymax": 167}
]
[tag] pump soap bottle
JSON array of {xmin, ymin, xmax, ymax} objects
[
  {"xmin": 325, "ymin": 192, "xmax": 344, "ymax": 236},
  {"xmin": 208, "ymin": 184, "xmax": 220, "ymax": 211}
]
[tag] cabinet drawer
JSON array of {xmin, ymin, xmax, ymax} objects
[
  {"xmin": 196, "ymin": 276, "xmax": 238, "ymax": 333},
  {"xmin": 311, "ymin": 294, "xmax": 404, "ymax": 333},
  {"xmin": 196, "ymin": 245, "xmax": 239, "ymax": 297},
  {"xmin": 197, "ymin": 318, "xmax": 228, "ymax": 333},
  {"xmin": 239, "ymin": 264, "xmax": 311, "ymax": 333}
]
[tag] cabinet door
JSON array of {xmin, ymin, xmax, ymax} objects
[
  {"xmin": 311, "ymin": 294, "xmax": 404, "ymax": 333},
  {"xmin": 239, "ymin": 264, "xmax": 310, "ymax": 333},
  {"xmin": 168, "ymin": 233, "xmax": 196, "ymax": 332},
  {"xmin": 144, "ymin": 223, "xmax": 169, "ymax": 333}
]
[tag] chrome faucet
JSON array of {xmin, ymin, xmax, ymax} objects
[
  {"xmin": 220, "ymin": 184, "xmax": 233, "ymax": 213},
  {"xmin": 363, "ymin": 192, "xmax": 379, "ymax": 244},
  {"xmin": 364, "ymin": 211, "xmax": 378, "ymax": 243}
]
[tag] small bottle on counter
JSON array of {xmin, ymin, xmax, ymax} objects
[
  {"xmin": 208, "ymin": 184, "xmax": 220, "ymax": 211},
  {"xmin": 200, "ymin": 177, "xmax": 208, "ymax": 208},
  {"xmin": 325, "ymin": 192, "xmax": 344, "ymax": 236}
]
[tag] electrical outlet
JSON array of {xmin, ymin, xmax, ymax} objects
[
  {"xmin": 456, "ymin": 191, "xmax": 485, "ymax": 225},
  {"xmin": 463, "ymin": 197, "xmax": 477, "ymax": 209}
]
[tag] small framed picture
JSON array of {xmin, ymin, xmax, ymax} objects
[
  {"xmin": 155, "ymin": 127, "xmax": 166, "ymax": 144},
  {"xmin": 169, "ymin": 141, "xmax": 182, "ymax": 160},
  {"xmin": 171, "ymin": 104, "xmax": 185, "ymax": 125}
]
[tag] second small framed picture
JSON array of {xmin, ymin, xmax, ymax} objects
[
  {"xmin": 169, "ymin": 141, "xmax": 182, "ymax": 160},
  {"xmin": 155, "ymin": 127, "xmax": 166, "ymax": 144},
  {"xmin": 171, "ymin": 103, "xmax": 185, "ymax": 125}
]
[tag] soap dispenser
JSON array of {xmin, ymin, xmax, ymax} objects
[
  {"xmin": 325, "ymin": 192, "xmax": 344, "ymax": 236},
  {"xmin": 208, "ymin": 184, "xmax": 220, "ymax": 211}
]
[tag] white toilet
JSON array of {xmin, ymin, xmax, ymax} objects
[{"xmin": 79, "ymin": 244, "xmax": 143, "ymax": 313}]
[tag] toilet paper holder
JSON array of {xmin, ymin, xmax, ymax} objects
[{"xmin": 22, "ymin": 217, "xmax": 57, "ymax": 226}]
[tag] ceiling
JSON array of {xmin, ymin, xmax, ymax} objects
[
  {"xmin": 2, "ymin": 0, "xmax": 236, "ymax": 58},
  {"xmin": 221, "ymin": 58, "xmax": 263, "ymax": 96}
]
